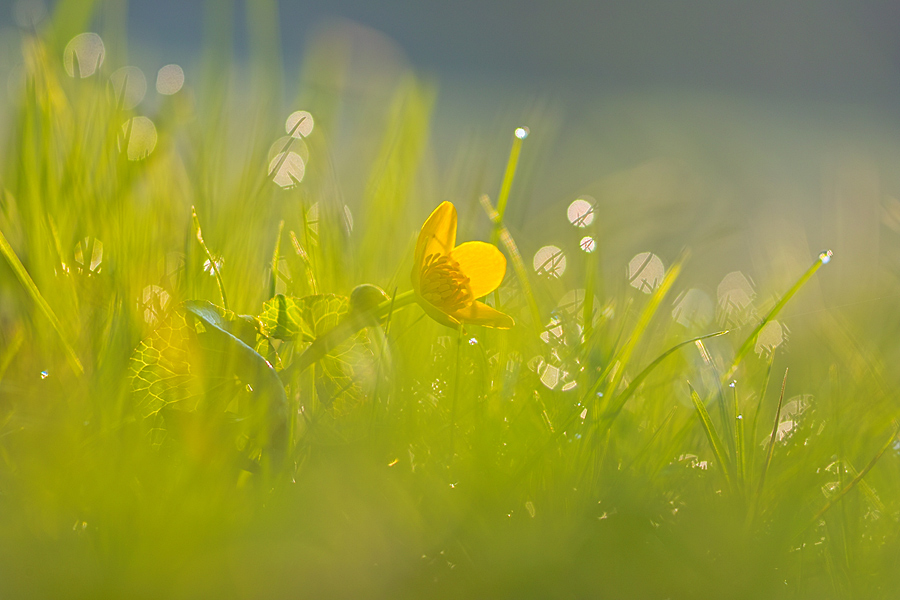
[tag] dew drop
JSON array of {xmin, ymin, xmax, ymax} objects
[
  {"xmin": 567, "ymin": 198, "xmax": 595, "ymax": 227},
  {"xmin": 268, "ymin": 151, "xmax": 305, "ymax": 188},
  {"xmin": 109, "ymin": 66, "xmax": 147, "ymax": 110},
  {"xmin": 120, "ymin": 116, "xmax": 158, "ymax": 160},
  {"xmin": 626, "ymin": 252, "xmax": 665, "ymax": 294},
  {"xmin": 514, "ymin": 127, "xmax": 529, "ymax": 140},
  {"xmin": 39, "ymin": 370, "xmax": 49, "ymax": 379},
  {"xmin": 286, "ymin": 110, "xmax": 314, "ymax": 138},
  {"xmin": 533, "ymin": 245, "xmax": 566, "ymax": 278},
  {"xmin": 156, "ymin": 64, "xmax": 184, "ymax": 95},
  {"xmin": 818, "ymin": 249, "xmax": 833, "ymax": 264},
  {"xmin": 63, "ymin": 33, "xmax": 105, "ymax": 78}
]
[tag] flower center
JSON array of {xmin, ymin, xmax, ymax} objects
[{"xmin": 419, "ymin": 253, "xmax": 473, "ymax": 312}]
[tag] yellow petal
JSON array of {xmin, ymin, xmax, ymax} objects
[
  {"xmin": 413, "ymin": 202, "xmax": 457, "ymax": 289},
  {"xmin": 415, "ymin": 294, "xmax": 462, "ymax": 329},
  {"xmin": 450, "ymin": 301, "xmax": 515, "ymax": 329},
  {"xmin": 450, "ymin": 241, "xmax": 507, "ymax": 299}
]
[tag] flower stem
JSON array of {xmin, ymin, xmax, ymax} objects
[{"xmin": 284, "ymin": 289, "xmax": 417, "ymax": 381}]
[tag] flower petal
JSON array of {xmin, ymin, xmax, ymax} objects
[
  {"xmin": 415, "ymin": 294, "xmax": 462, "ymax": 329},
  {"xmin": 450, "ymin": 300, "xmax": 515, "ymax": 329},
  {"xmin": 413, "ymin": 202, "xmax": 457, "ymax": 289},
  {"xmin": 449, "ymin": 241, "xmax": 507, "ymax": 299}
]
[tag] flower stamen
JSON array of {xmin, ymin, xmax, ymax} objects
[{"xmin": 419, "ymin": 253, "xmax": 473, "ymax": 312}]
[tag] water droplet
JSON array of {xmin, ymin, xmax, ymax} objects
[
  {"xmin": 39, "ymin": 370, "xmax": 49, "ymax": 379},
  {"xmin": 729, "ymin": 381, "xmax": 736, "ymax": 388},
  {"xmin": 579, "ymin": 236, "xmax": 596, "ymax": 253},
  {"xmin": 818, "ymin": 250, "xmax": 833, "ymax": 264},
  {"xmin": 539, "ymin": 363, "xmax": 560, "ymax": 390},
  {"xmin": 64, "ymin": 33, "xmax": 105, "ymax": 78},
  {"xmin": 286, "ymin": 110, "xmax": 314, "ymax": 138},
  {"xmin": 156, "ymin": 64, "xmax": 184, "ymax": 95},
  {"xmin": 119, "ymin": 116, "xmax": 158, "ymax": 160},
  {"xmin": 468, "ymin": 338, "xmax": 478, "ymax": 345},
  {"xmin": 514, "ymin": 127, "xmax": 529, "ymax": 139},
  {"xmin": 737, "ymin": 414, "xmax": 743, "ymax": 420},
  {"xmin": 109, "ymin": 66, "xmax": 147, "ymax": 110},
  {"xmin": 533, "ymin": 245, "xmax": 567, "ymax": 278},
  {"xmin": 567, "ymin": 198, "xmax": 595, "ymax": 227},
  {"xmin": 268, "ymin": 151, "xmax": 305, "ymax": 188},
  {"xmin": 539, "ymin": 316, "xmax": 563, "ymax": 344},
  {"xmin": 626, "ymin": 252, "xmax": 665, "ymax": 294}
]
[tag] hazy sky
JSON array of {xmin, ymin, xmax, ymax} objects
[{"xmin": 121, "ymin": 0, "xmax": 900, "ymax": 110}]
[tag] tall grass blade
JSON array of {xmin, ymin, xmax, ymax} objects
[
  {"xmin": 0, "ymin": 227, "xmax": 83, "ymax": 375},
  {"xmin": 584, "ymin": 252, "xmax": 685, "ymax": 406},
  {"xmin": 489, "ymin": 127, "xmax": 527, "ymax": 247},
  {"xmin": 191, "ymin": 206, "xmax": 229, "ymax": 309},
  {"xmin": 806, "ymin": 422, "xmax": 900, "ymax": 529},
  {"xmin": 478, "ymin": 194, "xmax": 541, "ymax": 328},
  {"xmin": 726, "ymin": 250, "xmax": 832, "ymax": 380},
  {"xmin": 689, "ymin": 382, "xmax": 732, "ymax": 486},
  {"xmin": 269, "ymin": 220, "xmax": 284, "ymax": 299},
  {"xmin": 602, "ymin": 329, "xmax": 729, "ymax": 423},
  {"xmin": 756, "ymin": 368, "xmax": 789, "ymax": 502}
]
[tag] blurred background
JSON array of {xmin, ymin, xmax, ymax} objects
[{"xmin": 0, "ymin": 1, "xmax": 898, "ymax": 382}]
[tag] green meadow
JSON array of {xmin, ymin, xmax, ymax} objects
[{"xmin": 1, "ymin": 2, "xmax": 899, "ymax": 598}]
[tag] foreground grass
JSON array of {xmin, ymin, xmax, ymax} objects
[{"xmin": 0, "ymin": 3, "xmax": 899, "ymax": 598}]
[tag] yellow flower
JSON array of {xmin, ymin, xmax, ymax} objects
[{"xmin": 412, "ymin": 201, "xmax": 514, "ymax": 329}]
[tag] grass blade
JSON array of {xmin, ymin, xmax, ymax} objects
[
  {"xmin": 0, "ymin": 226, "xmax": 83, "ymax": 376},
  {"xmin": 479, "ymin": 194, "xmax": 542, "ymax": 329},
  {"xmin": 726, "ymin": 250, "xmax": 832, "ymax": 380},
  {"xmin": 191, "ymin": 206, "xmax": 229, "ymax": 309},
  {"xmin": 602, "ymin": 329, "xmax": 729, "ymax": 423},
  {"xmin": 583, "ymin": 252, "xmax": 686, "ymax": 407},
  {"xmin": 756, "ymin": 367, "xmax": 789, "ymax": 501},
  {"xmin": 689, "ymin": 381, "xmax": 732, "ymax": 486},
  {"xmin": 490, "ymin": 126, "xmax": 528, "ymax": 247},
  {"xmin": 806, "ymin": 422, "xmax": 900, "ymax": 529},
  {"xmin": 268, "ymin": 219, "xmax": 284, "ymax": 299}
]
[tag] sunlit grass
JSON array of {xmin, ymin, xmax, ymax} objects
[{"xmin": 0, "ymin": 3, "xmax": 899, "ymax": 598}]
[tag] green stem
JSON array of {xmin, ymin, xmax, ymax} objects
[
  {"xmin": 284, "ymin": 290, "xmax": 416, "ymax": 380},
  {"xmin": 490, "ymin": 127, "xmax": 528, "ymax": 247}
]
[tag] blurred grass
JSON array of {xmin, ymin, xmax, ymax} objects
[{"xmin": 0, "ymin": 2, "xmax": 899, "ymax": 598}]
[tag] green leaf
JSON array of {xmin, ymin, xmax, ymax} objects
[
  {"xmin": 259, "ymin": 294, "xmax": 378, "ymax": 416},
  {"xmin": 129, "ymin": 301, "xmax": 287, "ymax": 458}
]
